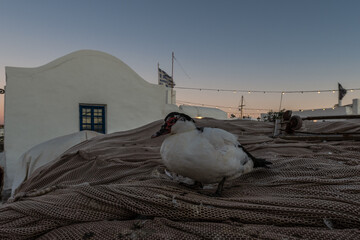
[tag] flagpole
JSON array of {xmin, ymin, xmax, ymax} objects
[
  {"xmin": 172, "ymin": 52, "xmax": 174, "ymax": 80},
  {"xmin": 171, "ymin": 52, "xmax": 174, "ymax": 104}
]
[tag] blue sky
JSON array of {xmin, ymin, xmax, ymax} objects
[{"xmin": 1, "ymin": 0, "xmax": 360, "ymax": 121}]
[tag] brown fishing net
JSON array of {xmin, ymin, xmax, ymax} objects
[
  {"xmin": 0, "ymin": 166, "xmax": 3, "ymax": 200},
  {"xmin": 0, "ymin": 119, "xmax": 359, "ymax": 239}
]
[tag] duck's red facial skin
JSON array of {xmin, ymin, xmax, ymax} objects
[
  {"xmin": 164, "ymin": 117, "xmax": 177, "ymax": 129},
  {"xmin": 151, "ymin": 117, "xmax": 178, "ymax": 138}
]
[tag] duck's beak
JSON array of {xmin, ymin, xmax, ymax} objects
[
  {"xmin": 151, "ymin": 131, "xmax": 162, "ymax": 138},
  {"xmin": 151, "ymin": 123, "xmax": 170, "ymax": 138}
]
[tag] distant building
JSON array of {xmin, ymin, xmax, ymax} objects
[
  {"xmin": 179, "ymin": 105, "xmax": 228, "ymax": 120},
  {"xmin": 259, "ymin": 98, "xmax": 360, "ymax": 121},
  {"xmin": 292, "ymin": 98, "xmax": 360, "ymax": 118}
]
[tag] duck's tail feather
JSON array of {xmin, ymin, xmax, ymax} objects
[
  {"xmin": 238, "ymin": 144, "xmax": 272, "ymax": 168},
  {"xmin": 252, "ymin": 157, "xmax": 272, "ymax": 168}
]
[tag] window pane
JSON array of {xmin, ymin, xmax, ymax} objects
[
  {"xmin": 94, "ymin": 109, "xmax": 102, "ymax": 116},
  {"xmin": 94, "ymin": 117, "xmax": 102, "ymax": 124},
  {"xmin": 82, "ymin": 117, "xmax": 91, "ymax": 124},
  {"xmin": 82, "ymin": 108, "xmax": 91, "ymax": 116},
  {"xmin": 94, "ymin": 125, "xmax": 104, "ymax": 133},
  {"xmin": 82, "ymin": 124, "xmax": 91, "ymax": 130}
]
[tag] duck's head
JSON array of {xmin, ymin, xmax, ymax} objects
[{"xmin": 151, "ymin": 112, "xmax": 195, "ymax": 138}]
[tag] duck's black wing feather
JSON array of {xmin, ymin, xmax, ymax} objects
[{"xmin": 237, "ymin": 145, "xmax": 272, "ymax": 168}]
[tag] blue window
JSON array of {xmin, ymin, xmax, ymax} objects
[{"xmin": 79, "ymin": 105, "xmax": 106, "ymax": 134}]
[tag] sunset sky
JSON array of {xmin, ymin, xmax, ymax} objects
[{"xmin": 1, "ymin": 0, "xmax": 360, "ymax": 123}]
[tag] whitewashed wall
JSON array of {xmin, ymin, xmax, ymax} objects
[
  {"xmin": 352, "ymin": 99, "xmax": 359, "ymax": 114},
  {"xmin": 292, "ymin": 106, "xmax": 351, "ymax": 118},
  {"xmin": 292, "ymin": 99, "xmax": 360, "ymax": 118},
  {"xmin": 4, "ymin": 50, "xmax": 178, "ymax": 189},
  {"xmin": 179, "ymin": 105, "xmax": 228, "ymax": 119}
]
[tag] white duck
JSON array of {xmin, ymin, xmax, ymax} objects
[{"xmin": 151, "ymin": 112, "xmax": 272, "ymax": 196}]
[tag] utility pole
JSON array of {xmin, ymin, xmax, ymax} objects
[
  {"xmin": 239, "ymin": 95, "xmax": 245, "ymax": 119},
  {"xmin": 279, "ymin": 92, "xmax": 284, "ymax": 112}
]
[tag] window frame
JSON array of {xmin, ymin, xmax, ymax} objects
[{"xmin": 79, "ymin": 104, "xmax": 106, "ymax": 134}]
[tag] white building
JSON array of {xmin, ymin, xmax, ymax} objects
[
  {"xmin": 2, "ymin": 50, "xmax": 181, "ymax": 191},
  {"xmin": 179, "ymin": 105, "xmax": 228, "ymax": 120},
  {"xmin": 259, "ymin": 98, "xmax": 360, "ymax": 121},
  {"xmin": 292, "ymin": 98, "xmax": 360, "ymax": 118},
  {"xmin": 1, "ymin": 50, "xmax": 228, "ymax": 194}
]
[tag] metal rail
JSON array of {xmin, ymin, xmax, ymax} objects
[
  {"xmin": 280, "ymin": 135, "xmax": 360, "ymax": 141},
  {"xmin": 302, "ymin": 115, "xmax": 360, "ymax": 120}
]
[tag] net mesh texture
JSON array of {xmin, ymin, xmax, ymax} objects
[{"xmin": 0, "ymin": 118, "xmax": 359, "ymax": 239}]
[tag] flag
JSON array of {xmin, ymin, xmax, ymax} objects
[
  {"xmin": 338, "ymin": 83, "xmax": 347, "ymax": 100},
  {"xmin": 158, "ymin": 68, "xmax": 175, "ymax": 88}
]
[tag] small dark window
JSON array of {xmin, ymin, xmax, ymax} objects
[{"xmin": 79, "ymin": 105, "xmax": 106, "ymax": 134}]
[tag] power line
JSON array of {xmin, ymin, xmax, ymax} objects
[
  {"xmin": 177, "ymin": 99, "xmax": 349, "ymax": 114},
  {"xmin": 175, "ymin": 86, "xmax": 360, "ymax": 94},
  {"xmin": 176, "ymin": 86, "xmax": 360, "ymax": 117}
]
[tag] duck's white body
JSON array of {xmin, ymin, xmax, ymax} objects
[{"xmin": 160, "ymin": 120, "xmax": 254, "ymax": 184}]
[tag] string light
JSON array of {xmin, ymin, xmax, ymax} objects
[
  {"xmin": 175, "ymin": 86, "xmax": 360, "ymax": 94},
  {"xmin": 177, "ymin": 99, "xmax": 347, "ymax": 118},
  {"xmin": 175, "ymin": 83, "xmax": 360, "ymax": 117}
]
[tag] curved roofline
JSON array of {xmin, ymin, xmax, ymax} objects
[{"xmin": 5, "ymin": 50, "xmax": 146, "ymax": 82}]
